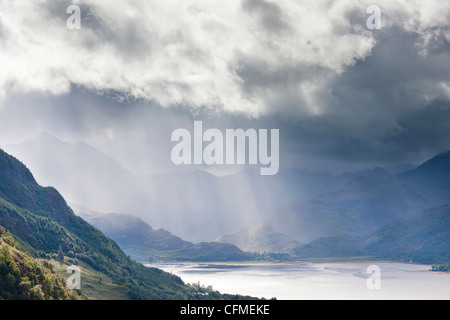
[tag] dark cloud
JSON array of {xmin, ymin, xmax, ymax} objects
[
  {"xmin": 241, "ymin": 0, "xmax": 290, "ymax": 34},
  {"xmin": 0, "ymin": 0, "xmax": 449, "ymax": 176}
]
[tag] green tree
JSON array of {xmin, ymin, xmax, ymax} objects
[{"xmin": 57, "ymin": 245, "xmax": 64, "ymax": 262}]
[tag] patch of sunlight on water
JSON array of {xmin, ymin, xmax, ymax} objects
[{"xmin": 146, "ymin": 262, "xmax": 450, "ymax": 300}]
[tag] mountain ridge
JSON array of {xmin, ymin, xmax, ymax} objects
[
  {"xmin": 397, "ymin": 150, "xmax": 450, "ymax": 206},
  {"xmin": 217, "ymin": 166, "xmax": 432, "ymax": 252},
  {"xmin": 2, "ymin": 133, "xmax": 359, "ymax": 241},
  {"xmin": 292, "ymin": 204, "xmax": 450, "ymax": 264},
  {"xmin": 74, "ymin": 207, "xmax": 254, "ymax": 262}
]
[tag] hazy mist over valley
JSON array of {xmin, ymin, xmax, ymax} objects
[{"xmin": 1, "ymin": 0, "xmax": 449, "ymax": 302}]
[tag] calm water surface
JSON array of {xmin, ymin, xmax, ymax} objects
[{"xmin": 146, "ymin": 262, "xmax": 450, "ymax": 300}]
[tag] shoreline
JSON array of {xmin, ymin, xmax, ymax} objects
[
  {"xmin": 145, "ymin": 260, "xmax": 450, "ymax": 275},
  {"xmin": 145, "ymin": 259, "xmax": 436, "ymax": 268}
]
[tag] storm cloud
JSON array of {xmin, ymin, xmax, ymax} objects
[{"xmin": 0, "ymin": 0, "xmax": 449, "ymax": 173}]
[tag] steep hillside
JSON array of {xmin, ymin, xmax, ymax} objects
[
  {"xmin": 2, "ymin": 133, "xmax": 139, "ymax": 215},
  {"xmin": 0, "ymin": 229, "xmax": 89, "ymax": 300},
  {"xmin": 0, "ymin": 149, "xmax": 204, "ymax": 299}
]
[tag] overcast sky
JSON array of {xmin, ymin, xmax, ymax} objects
[{"xmin": 0, "ymin": 0, "xmax": 449, "ymax": 175}]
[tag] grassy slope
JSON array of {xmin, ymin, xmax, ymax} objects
[{"xmin": 0, "ymin": 232, "xmax": 89, "ymax": 300}]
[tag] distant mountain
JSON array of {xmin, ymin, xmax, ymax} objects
[
  {"xmin": 2, "ymin": 133, "xmax": 139, "ymax": 214},
  {"xmin": 290, "ymin": 235, "xmax": 366, "ymax": 260},
  {"xmin": 218, "ymin": 223, "xmax": 302, "ymax": 254},
  {"xmin": 0, "ymin": 148, "xmax": 242, "ymax": 300},
  {"xmin": 293, "ymin": 204, "xmax": 450, "ymax": 264},
  {"xmin": 218, "ymin": 167, "xmax": 432, "ymax": 252},
  {"xmin": 362, "ymin": 204, "xmax": 450, "ymax": 264},
  {"xmin": 397, "ymin": 150, "xmax": 450, "ymax": 206},
  {"xmin": 131, "ymin": 167, "xmax": 357, "ymax": 242},
  {"xmin": 74, "ymin": 207, "xmax": 253, "ymax": 262},
  {"xmin": 3, "ymin": 133, "xmax": 356, "ymax": 242}
]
